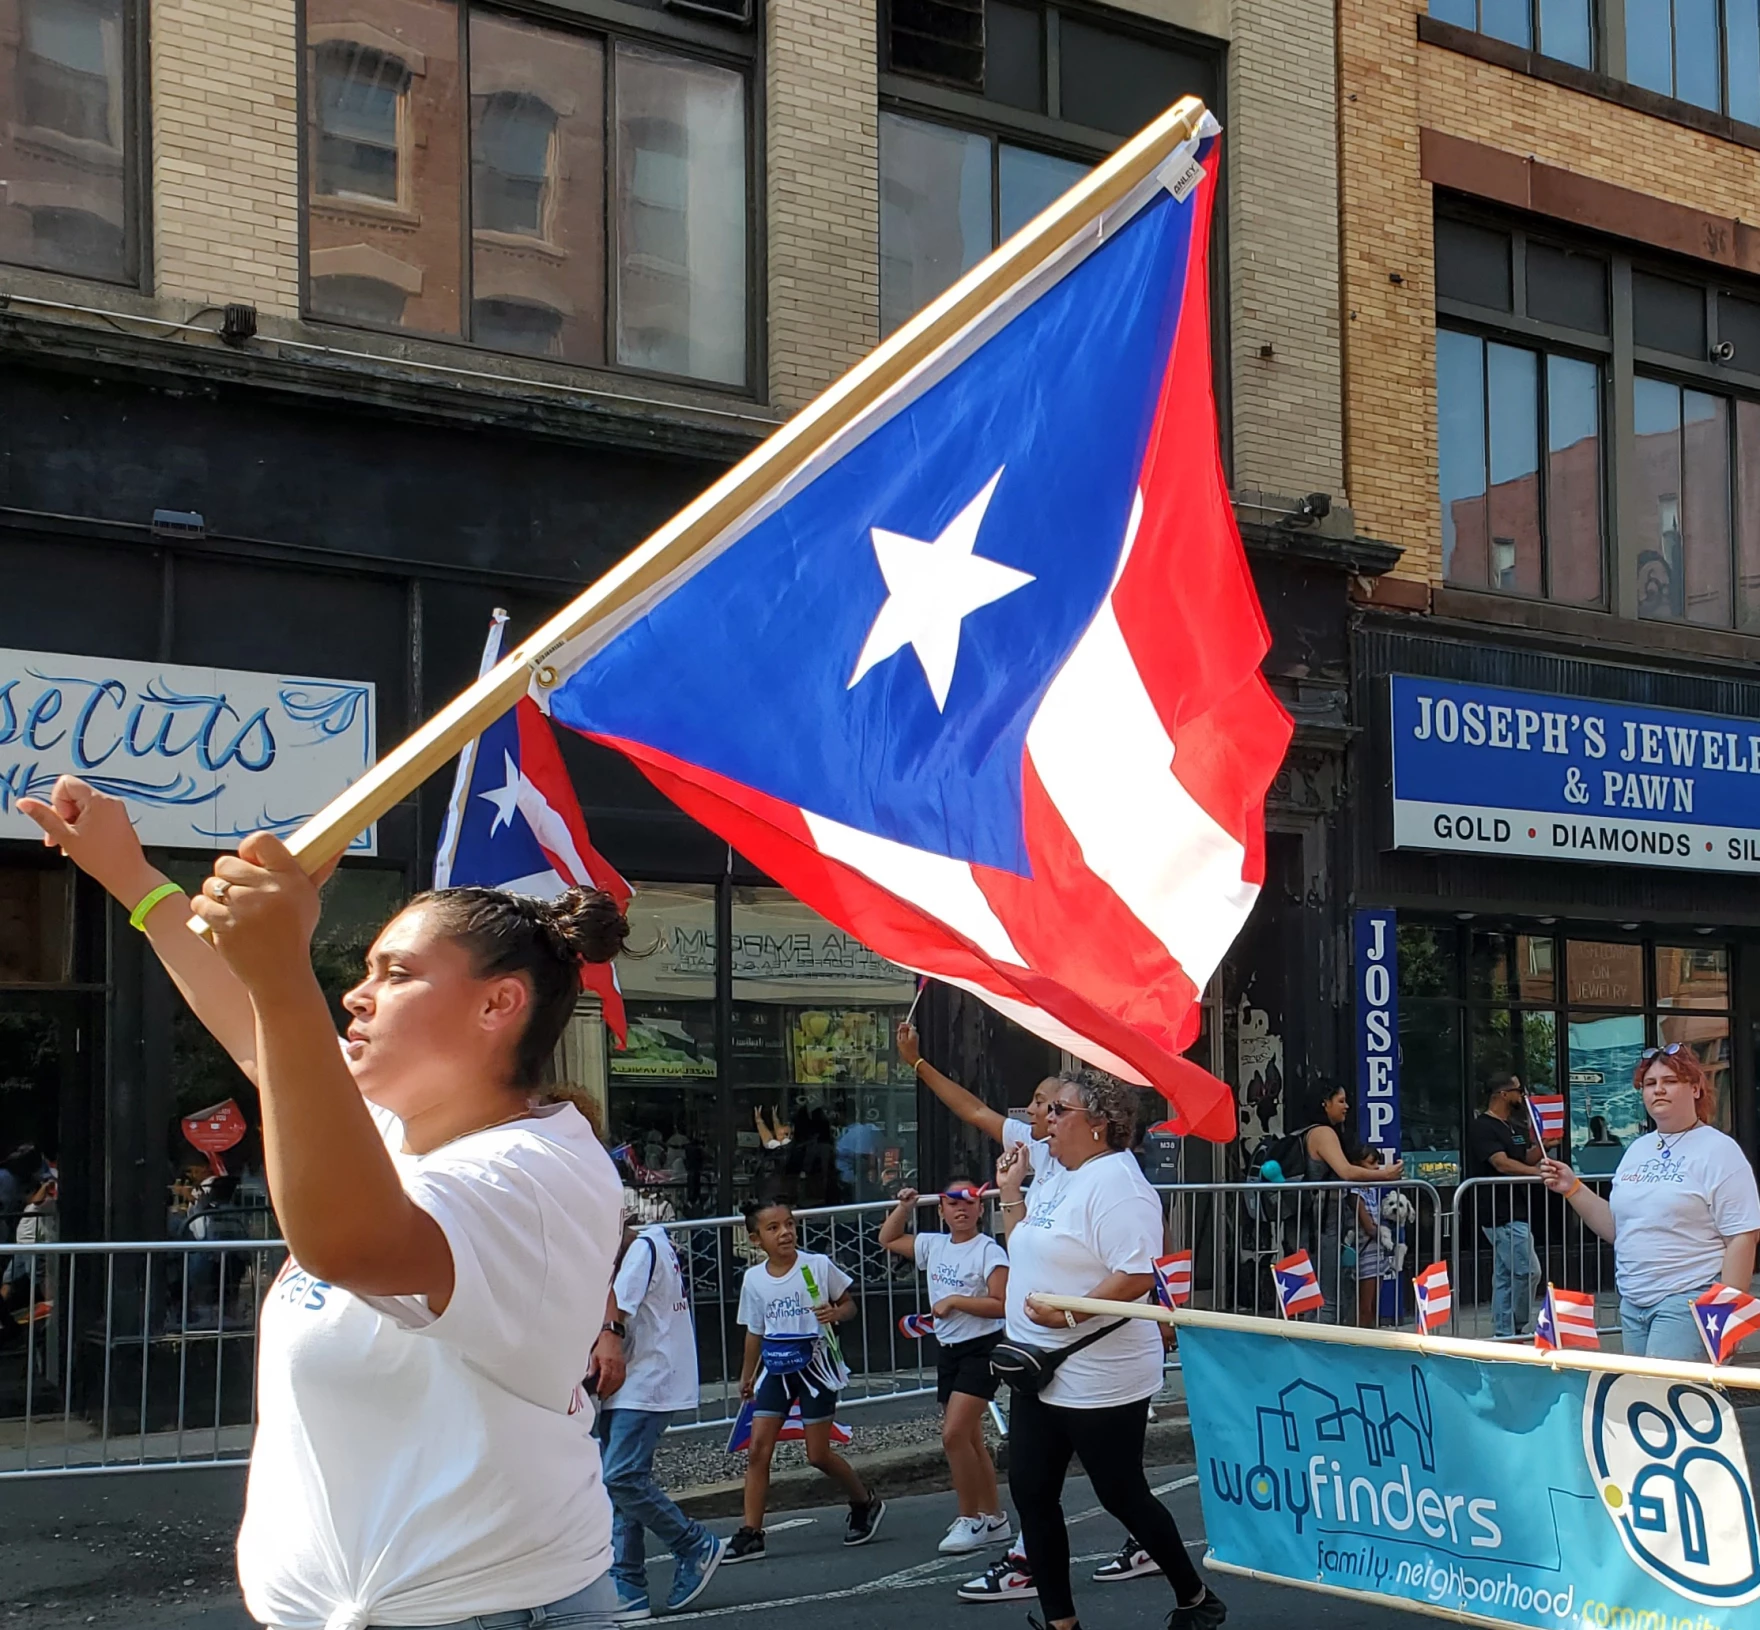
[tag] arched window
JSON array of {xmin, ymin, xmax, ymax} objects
[
  {"xmin": 312, "ymin": 274, "xmax": 408, "ymax": 327},
  {"xmin": 472, "ymin": 91, "xmax": 556, "ymax": 237},
  {"xmin": 471, "ymin": 297, "xmax": 564, "ymax": 358},
  {"xmin": 313, "ymin": 41, "xmax": 409, "ymax": 204}
]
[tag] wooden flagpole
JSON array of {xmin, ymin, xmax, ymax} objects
[
  {"xmin": 1032, "ymin": 1295, "xmax": 1760, "ymax": 1388},
  {"xmin": 205, "ymin": 95, "xmax": 1211, "ymax": 903}
]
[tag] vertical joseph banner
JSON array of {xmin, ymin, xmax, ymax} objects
[
  {"xmin": 1355, "ymin": 908, "xmax": 1399, "ymax": 1157},
  {"xmin": 1180, "ymin": 1321, "xmax": 1760, "ymax": 1629}
]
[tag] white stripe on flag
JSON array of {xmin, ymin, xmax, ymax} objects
[{"xmin": 930, "ymin": 970, "xmax": 1154, "ymax": 1087}]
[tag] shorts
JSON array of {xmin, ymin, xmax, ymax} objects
[
  {"xmin": 936, "ymin": 1331, "xmax": 1002, "ymax": 1404},
  {"xmin": 751, "ymin": 1368, "xmax": 838, "ymax": 1421}
]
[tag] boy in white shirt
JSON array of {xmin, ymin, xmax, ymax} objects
[{"xmin": 598, "ymin": 1216, "xmax": 727, "ymax": 1620}]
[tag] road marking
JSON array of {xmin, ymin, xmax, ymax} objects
[
  {"xmin": 767, "ymin": 1518, "xmax": 817, "ymax": 1533},
  {"xmin": 1153, "ymin": 1475, "xmax": 1199, "ymax": 1495}
]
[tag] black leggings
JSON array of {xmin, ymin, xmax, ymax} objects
[{"xmin": 1008, "ymin": 1389, "xmax": 1204, "ymax": 1621}]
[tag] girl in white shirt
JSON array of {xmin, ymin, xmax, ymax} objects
[
  {"xmin": 879, "ymin": 1178, "xmax": 1010, "ymax": 1555},
  {"xmin": 21, "ymin": 775, "xmax": 628, "ymax": 1630}
]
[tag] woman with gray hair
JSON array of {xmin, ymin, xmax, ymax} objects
[{"xmin": 995, "ymin": 1075, "xmax": 1225, "ymax": 1630}]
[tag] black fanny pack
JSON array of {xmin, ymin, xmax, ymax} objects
[{"xmin": 989, "ymin": 1318, "xmax": 1127, "ymax": 1395}]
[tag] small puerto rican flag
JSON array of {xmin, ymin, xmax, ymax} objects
[
  {"xmin": 1154, "ymin": 1250, "xmax": 1194, "ymax": 1307},
  {"xmin": 726, "ymin": 1398, "xmax": 852, "ymax": 1453},
  {"xmin": 1534, "ymin": 1285, "xmax": 1599, "ymax": 1351},
  {"xmin": 898, "ymin": 1312, "xmax": 936, "ymax": 1340},
  {"xmin": 1694, "ymin": 1283, "xmax": 1760, "ymax": 1365},
  {"xmin": 1527, "ymin": 1093, "xmax": 1567, "ymax": 1146},
  {"xmin": 1413, "ymin": 1261, "xmax": 1452, "ymax": 1333},
  {"xmin": 1273, "ymin": 1250, "xmax": 1325, "ymax": 1318}
]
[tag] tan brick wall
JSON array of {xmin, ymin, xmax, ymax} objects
[
  {"xmin": 150, "ymin": 0, "xmax": 301, "ymax": 314},
  {"xmin": 765, "ymin": 0, "xmax": 879, "ymax": 412},
  {"xmin": 1339, "ymin": 3, "xmax": 1760, "ymax": 580}
]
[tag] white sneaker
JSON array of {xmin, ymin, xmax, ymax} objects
[
  {"xmin": 982, "ymin": 1513, "xmax": 1013, "ymax": 1546},
  {"xmin": 939, "ymin": 1514, "xmax": 992, "ymax": 1553}
]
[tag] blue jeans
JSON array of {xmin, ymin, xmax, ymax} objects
[
  {"xmin": 368, "ymin": 1571, "xmax": 617, "ymax": 1629},
  {"xmin": 595, "ymin": 1407, "xmax": 708, "ymax": 1593},
  {"xmin": 1483, "ymin": 1220, "xmax": 1538, "ymax": 1338},
  {"xmin": 1622, "ymin": 1286, "xmax": 1715, "ymax": 1362}
]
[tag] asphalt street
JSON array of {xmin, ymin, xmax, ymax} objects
[{"xmin": 3, "ymin": 1460, "xmax": 1414, "ymax": 1630}]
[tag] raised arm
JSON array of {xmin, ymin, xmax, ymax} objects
[
  {"xmin": 21, "ymin": 778, "xmax": 263, "ymax": 1077},
  {"xmin": 1308, "ymin": 1124, "xmax": 1403, "ymax": 1183},
  {"xmin": 897, "ymin": 1022, "xmax": 1006, "ymax": 1143},
  {"xmin": 879, "ymin": 1188, "xmax": 920, "ymax": 1259}
]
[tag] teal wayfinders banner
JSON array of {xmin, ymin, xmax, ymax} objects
[{"xmin": 1179, "ymin": 1320, "xmax": 1760, "ymax": 1627}]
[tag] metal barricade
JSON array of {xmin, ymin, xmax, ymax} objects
[{"xmin": 1450, "ymin": 1175, "xmax": 1618, "ymax": 1343}]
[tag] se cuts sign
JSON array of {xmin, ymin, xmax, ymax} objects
[{"xmin": 1388, "ymin": 675, "xmax": 1760, "ymax": 874}]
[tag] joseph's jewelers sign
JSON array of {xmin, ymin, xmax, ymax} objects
[
  {"xmin": 0, "ymin": 648, "xmax": 376, "ymax": 852},
  {"xmin": 1388, "ymin": 675, "xmax": 1760, "ymax": 874}
]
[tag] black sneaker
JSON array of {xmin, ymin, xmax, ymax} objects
[
  {"xmin": 957, "ymin": 1554, "xmax": 1038, "ymax": 1601},
  {"xmin": 845, "ymin": 1497, "xmax": 887, "ymax": 1546},
  {"xmin": 722, "ymin": 1526, "xmax": 766, "ymax": 1565},
  {"xmin": 1093, "ymin": 1538, "xmax": 1162, "ymax": 1581},
  {"xmin": 1166, "ymin": 1586, "xmax": 1227, "ymax": 1630}
]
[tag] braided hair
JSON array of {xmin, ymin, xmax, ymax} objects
[{"xmin": 404, "ymin": 885, "xmax": 631, "ymax": 1088}]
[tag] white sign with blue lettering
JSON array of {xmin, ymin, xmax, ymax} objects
[
  {"xmin": 0, "ymin": 647, "xmax": 376, "ymax": 853},
  {"xmin": 1389, "ymin": 675, "xmax": 1760, "ymax": 873}
]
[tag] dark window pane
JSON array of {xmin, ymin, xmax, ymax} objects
[
  {"xmin": 879, "ymin": 113, "xmax": 990, "ymax": 335},
  {"xmin": 1674, "ymin": 0, "xmax": 1721, "ymax": 110},
  {"xmin": 1546, "ymin": 353, "xmax": 1604, "ymax": 604},
  {"xmin": 1539, "ymin": 0, "xmax": 1593, "ymax": 65},
  {"xmin": 1681, "ymin": 389, "xmax": 1732, "ymax": 625},
  {"xmin": 1480, "ymin": 0, "xmax": 1532, "ymax": 47},
  {"xmin": 889, "ymin": 0, "xmax": 984, "ymax": 87},
  {"xmin": 1731, "ymin": 0, "xmax": 1760, "ymax": 125},
  {"xmin": 0, "ymin": 0, "xmax": 130, "ymax": 281},
  {"xmin": 613, "ymin": 41, "xmax": 747, "ymax": 385},
  {"xmin": 1737, "ymin": 399, "xmax": 1760, "ymax": 630},
  {"xmin": 1633, "ymin": 271, "xmax": 1706, "ymax": 357},
  {"xmin": 1470, "ymin": 1008, "xmax": 1558, "ymax": 1097},
  {"xmin": 1428, "ymin": 0, "xmax": 1476, "ymax": 25},
  {"xmin": 1435, "ymin": 218, "xmax": 1512, "ymax": 311},
  {"xmin": 985, "ymin": 0, "xmax": 1042, "ymax": 111},
  {"xmin": 1717, "ymin": 291, "xmax": 1760, "ymax": 373},
  {"xmin": 998, "ymin": 144, "xmax": 1089, "ymax": 239},
  {"xmin": 1633, "ymin": 377, "xmax": 1686, "ymax": 620},
  {"xmin": 1526, "ymin": 241, "xmax": 1607, "ymax": 333},
  {"xmin": 1399, "ymin": 1002, "xmax": 1463, "ymax": 1175},
  {"xmin": 1625, "ymin": 0, "xmax": 1675, "ymax": 96},
  {"xmin": 1398, "ymin": 925, "xmax": 1458, "ymax": 999},
  {"xmin": 1057, "ymin": 17, "xmax": 1212, "ymax": 137},
  {"xmin": 304, "ymin": 0, "xmax": 462, "ymax": 337},
  {"xmin": 1437, "ymin": 329, "xmax": 1489, "ymax": 586},
  {"xmin": 1487, "ymin": 343, "xmax": 1542, "ymax": 594},
  {"xmin": 1655, "ymin": 944, "xmax": 1730, "ymax": 1009},
  {"xmin": 469, "ymin": 10, "xmax": 605, "ymax": 368}
]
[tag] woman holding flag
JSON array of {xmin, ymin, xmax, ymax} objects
[
  {"xmin": 21, "ymin": 775, "xmax": 630, "ymax": 1630},
  {"xmin": 1541, "ymin": 1045, "xmax": 1760, "ymax": 1360}
]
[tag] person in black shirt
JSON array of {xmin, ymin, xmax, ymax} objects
[{"xmin": 1467, "ymin": 1073, "xmax": 1543, "ymax": 1337}]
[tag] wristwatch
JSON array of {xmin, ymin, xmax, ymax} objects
[{"xmin": 601, "ymin": 1320, "xmax": 627, "ymax": 1339}]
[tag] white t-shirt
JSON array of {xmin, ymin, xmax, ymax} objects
[
  {"xmin": 736, "ymin": 1251, "xmax": 852, "ymax": 1337},
  {"xmin": 1001, "ymin": 1115, "xmax": 1161, "ymax": 1208},
  {"xmin": 238, "ymin": 1101, "xmax": 622, "ymax": 1630},
  {"xmin": 610, "ymin": 1224, "xmax": 699, "ymax": 1414},
  {"xmin": 1004, "ymin": 1150, "xmax": 1165, "ymax": 1408},
  {"xmin": 1609, "ymin": 1124, "xmax": 1760, "ymax": 1303},
  {"xmin": 914, "ymin": 1231, "xmax": 1009, "ymax": 1346}
]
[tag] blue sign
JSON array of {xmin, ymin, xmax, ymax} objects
[
  {"xmin": 1354, "ymin": 909, "xmax": 1398, "ymax": 1156},
  {"xmin": 1182, "ymin": 1320, "xmax": 1760, "ymax": 1628},
  {"xmin": 1389, "ymin": 675, "xmax": 1760, "ymax": 873}
]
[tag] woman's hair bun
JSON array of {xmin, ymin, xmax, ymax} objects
[{"xmin": 548, "ymin": 886, "xmax": 631, "ymax": 966}]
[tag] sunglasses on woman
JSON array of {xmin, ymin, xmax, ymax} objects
[
  {"xmin": 1044, "ymin": 1101, "xmax": 1093, "ymax": 1121},
  {"xmin": 1639, "ymin": 1044, "xmax": 1687, "ymax": 1061}
]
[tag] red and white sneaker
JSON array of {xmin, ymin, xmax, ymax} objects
[{"xmin": 957, "ymin": 1552, "xmax": 1037, "ymax": 1601}]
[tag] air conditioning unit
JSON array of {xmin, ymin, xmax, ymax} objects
[{"xmin": 664, "ymin": 0, "xmax": 753, "ymax": 22}]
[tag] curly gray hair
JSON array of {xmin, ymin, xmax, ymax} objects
[{"xmin": 1053, "ymin": 1071, "xmax": 1138, "ymax": 1152}]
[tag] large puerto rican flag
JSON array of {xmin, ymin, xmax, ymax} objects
[
  {"xmin": 437, "ymin": 612, "xmax": 632, "ymax": 1043},
  {"xmin": 535, "ymin": 111, "xmax": 1283, "ymax": 1140}
]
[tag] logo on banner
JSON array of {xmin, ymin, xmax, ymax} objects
[{"xmin": 1584, "ymin": 1372, "xmax": 1760, "ymax": 1604}]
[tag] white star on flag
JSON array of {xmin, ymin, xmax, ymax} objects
[
  {"xmin": 847, "ymin": 468, "xmax": 1035, "ymax": 711},
  {"xmin": 480, "ymin": 751, "xmax": 524, "ymax": 835}
]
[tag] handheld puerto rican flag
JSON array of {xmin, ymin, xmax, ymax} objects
[
  {"xmin": 529, "ymin": 109, "xmax": 1283, "ymax": 1142},
  {"xmin": 610, "ymin": 1143, "xmax": 634, "ymax": 1165},
  {"xmin": 1273, "ymin": 1250, "xmax": 1324, "ymax": 1318},
  {"xmin": 726, "ymin": 1399, "xmax": 852, "ymax": 1453},
  {"xmin": 1413, "ymin": 1260, "xmax": 1452, "ymax": 1333},
  {"xmin": 1534, "ymin": 1285, "xmax": 1599, "ymax": 1351},
  {"xmin": 436, "ymin": 612, "xmax": 633, "ymax": 1044},
  {"xmin": 899, "ymin": 1312, "xmax": 936, "ymax": 1340},
  {"xmin": 1527, "ymin": 1093, "xmax": 1567, "ymax": 1147},
  {"xmin": 1694, "ymin": 1283, "xmax": 1760, "ymax": 1365},
  {"xmin": 1153, "ymin": 1249, "xmax": 1193, "ymax": 1307}
]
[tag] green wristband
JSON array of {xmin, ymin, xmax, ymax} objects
[{"xmin": 128, "ymin": 881, "xmax": 187, "ymax": 932}]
